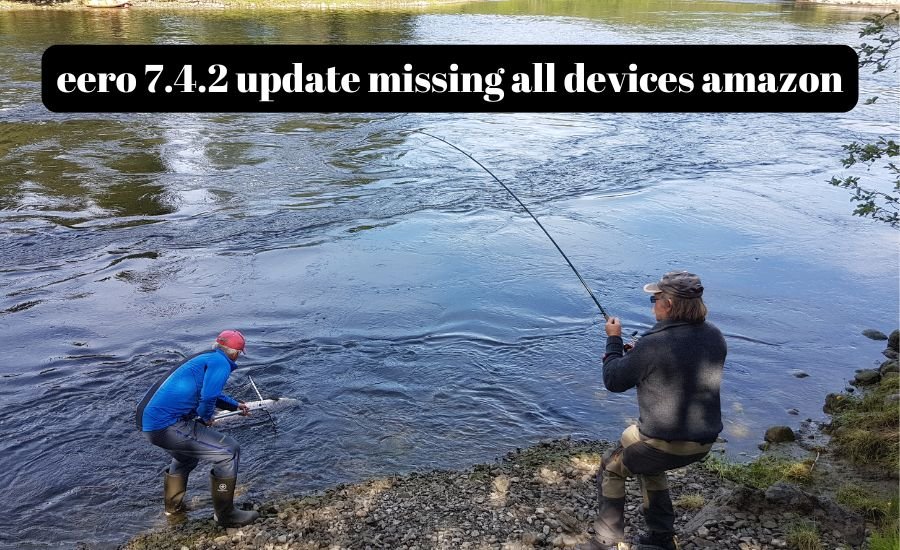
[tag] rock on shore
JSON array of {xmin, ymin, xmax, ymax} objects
[{"xmin": 123, "ymin": 438, "xmax": 865, "ymax": 550}]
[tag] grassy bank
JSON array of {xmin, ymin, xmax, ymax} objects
[
  {"xmin": 703, "ymin": 372, "xmax": 899, "ymax": 550},
  {"xmin": 829, "ymin": 373, "xmax": 900, "ymax": 471},
  {"xmin": 830, "ymin": 373, "xmax": 899, "ymax": 550}
]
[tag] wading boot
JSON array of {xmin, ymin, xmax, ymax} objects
[
  {"xmin": 638, "ymin": 488, "xmax": 678, "ymax": 550},
  {"xmin": 575, "ymin": 540, "xmax": 630, "ymax": 550},
  {"xmin": 163, "ymin": 469, "xmax": 188, "ymax": 516},
  {"xmin": 634, "ymin": 533, "xmax": 679, "ymax": 550},
  {"xmin": 210, "ymin": 473, "xmax": 259, "ymax": 527},
  {"xmin": 593, "ymin": 467, "xmax": 626, "ymax": 548}
]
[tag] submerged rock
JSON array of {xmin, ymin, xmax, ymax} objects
[
  {"xmin": 862, "ymin": 329, "xmax": 888, "ymax": 341},
  {"xmin": 764, "ymin": 426, "xmax": 796, "ymax": 443}
]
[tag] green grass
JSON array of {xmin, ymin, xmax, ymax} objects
[
  {"xmin": 870, "ymin": 524, "xmax": 900, "ymax": 550},
  {"xmin": 828, "ymin": 375, "xmax": 899, "ymax": 550},
  {"xmin": 867, "ymin": 495, "xmax": 900, "ymax": 550},
  {"xmin": 702, "ymin": 455, "xmax": 814, "ymax": 489},
  {"xmin": 835, "ymin": 484, "xmax": 895, "ymax": 521},
  {"xmin": 830, "ymin": 370, "xmax": 900, "ymax": 550},
  {"xmin": 829, "ymin": 375, "xmax": 900, "ymax": 472},
  {"xmin": 786, "ymin": 522, "xmax": 822, "ymax": 550},
  {"xmin": 673, "ymin": 493, "xmax": 705, "ymax": 510}
]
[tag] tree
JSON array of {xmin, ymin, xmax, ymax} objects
[{"xmin": 828, "ymin": 10, "xmax": 899, "ymax": 229}]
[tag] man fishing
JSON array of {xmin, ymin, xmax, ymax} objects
[
  {"xmin": 417, "ymin": 135, "xmax": 723, "ymax": 549},
  {"xmin": 135, "ymin": 329, "xmax": 259, "ymax": 527},
  {"xmin": 579, "ymin": 271, "xmax": 726, "ymax": 550}
]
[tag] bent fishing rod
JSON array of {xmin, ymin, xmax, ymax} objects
[{"xmin": 415, "ymin": 130, "xmax": 610, "ymax": 321}]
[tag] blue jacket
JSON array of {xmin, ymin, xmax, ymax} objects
[{"xmin": 136, "ymin": 349, "xmax": 240, "ymax": 432}]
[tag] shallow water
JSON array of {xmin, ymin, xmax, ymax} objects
[{"xmin": 0, "ymin": 1, "xmax": 898, "ymax": 548}]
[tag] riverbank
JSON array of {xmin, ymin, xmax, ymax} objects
[
  {"xmin": 122, "ymin": 331, "xmax": 899, "ymax": 550},
  {"xmin": 119, "ymin": 438, "xmax": 816, "ymax": 550},
  {"xmin": 120, "ymin": 437, "xmax": 890, "ymax": 550}
]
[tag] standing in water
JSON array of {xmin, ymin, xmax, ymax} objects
[
  {"xmin": 579, "ymin": 271, "xmax": 726, "ymax": 550},
  {"xmin": 135, "ymin": 330, "xmax": 259, "ymax": 527}
]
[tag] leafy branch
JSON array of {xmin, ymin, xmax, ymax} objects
[
  {"xmin": 858, "ymin": 10, "xmax": 899, "ymax": 76},
  {"xmin": 828, "ymin": 10, "xmax": 899, "ymax": 229},
  {"xmin": 828, "ymin": 138, "xmax": 899, "ymax": 228}
]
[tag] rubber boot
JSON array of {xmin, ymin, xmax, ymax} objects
[
  {"xmin": 164, "ymin": 469, "xmax": 188, "ymax": 515},
  {"xmin": 210, "ymin": 473, "xmax": 259, "ymax": 527}
]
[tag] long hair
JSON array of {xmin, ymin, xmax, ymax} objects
[{"xmin": 665, "ymin": 294, "xmax": 707, "ymax": 323}]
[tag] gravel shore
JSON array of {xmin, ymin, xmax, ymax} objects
[{"xmin": 122, "ymin": 438, "xmax": 870, "ymax": 550}]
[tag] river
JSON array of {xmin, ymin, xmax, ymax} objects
[{"xmin": 0, "ymin": 1, "xmax": 898, "ymax": 548}]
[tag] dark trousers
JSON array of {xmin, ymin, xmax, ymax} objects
[
  {"xmin": 145, "ymin": 418, "xmax": 241, "ymax": 479},
  {"xmin": 593, "ymin": 425, "xmax": 712, "ymax": 545}
]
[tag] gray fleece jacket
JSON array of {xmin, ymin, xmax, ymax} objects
[{"xmin": 603, "ymin": 320, "xmax": 726, "ymax": 443}]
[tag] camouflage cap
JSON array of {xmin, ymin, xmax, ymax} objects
[{"xmin": 643, "ymin": 271, "xmax": 704, "ymax": 299}]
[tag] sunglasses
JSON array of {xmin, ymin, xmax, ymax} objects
[{"xmin": 650, "ymin": 294, "xmax": 663, "ymax": 304}]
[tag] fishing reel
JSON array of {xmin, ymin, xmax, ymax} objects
[{"xmin": 623, "ymin": 330, "xmax": 640, "ymax": 352}]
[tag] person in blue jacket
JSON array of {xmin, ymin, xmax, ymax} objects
[{"xmin": 136, "ymin": 329, "xmax": 259, "ymax": 527}]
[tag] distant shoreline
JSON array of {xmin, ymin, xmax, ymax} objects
[
  {"xmin": 0, "ymin": 0, "xmax": 470, "ymax": 10},
  {"xmin": 798, "ymin": 0, "xmax": 898, "ymax": 4},
  {"xmin": 2, "ymin": 0, "xmax": 898, "ymax": 10}
]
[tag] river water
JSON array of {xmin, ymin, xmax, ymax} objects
[{"xmin": 1, "ymin": 1, "xmax": 898, "ymax": 548}]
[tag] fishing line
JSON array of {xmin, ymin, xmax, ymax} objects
[
  {"xmin": 259, "ymin": 408, "xmax": 278, "ymax": 438},
  {"xmin": 248, "ymin": 375, "xmax": 279, "ymax": 437},
  {"xmin": 415, "ymin": 130, "xmax": 610, "ymax": 320},
  {"xmin": 229, "ymin": 377, "xmax": 279, "ymax": 438},
  {"xmin": 248, "ymin": 375, "xmax": 264, "ymax": 401}
]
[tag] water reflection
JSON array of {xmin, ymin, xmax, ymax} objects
[
  {"xmin": 0, "ymin": 121, "xmax": 174, "ymax": 220},
  {"xmin": 436, "ymin": 0, "xmax": 888, "ymax": 25}
]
